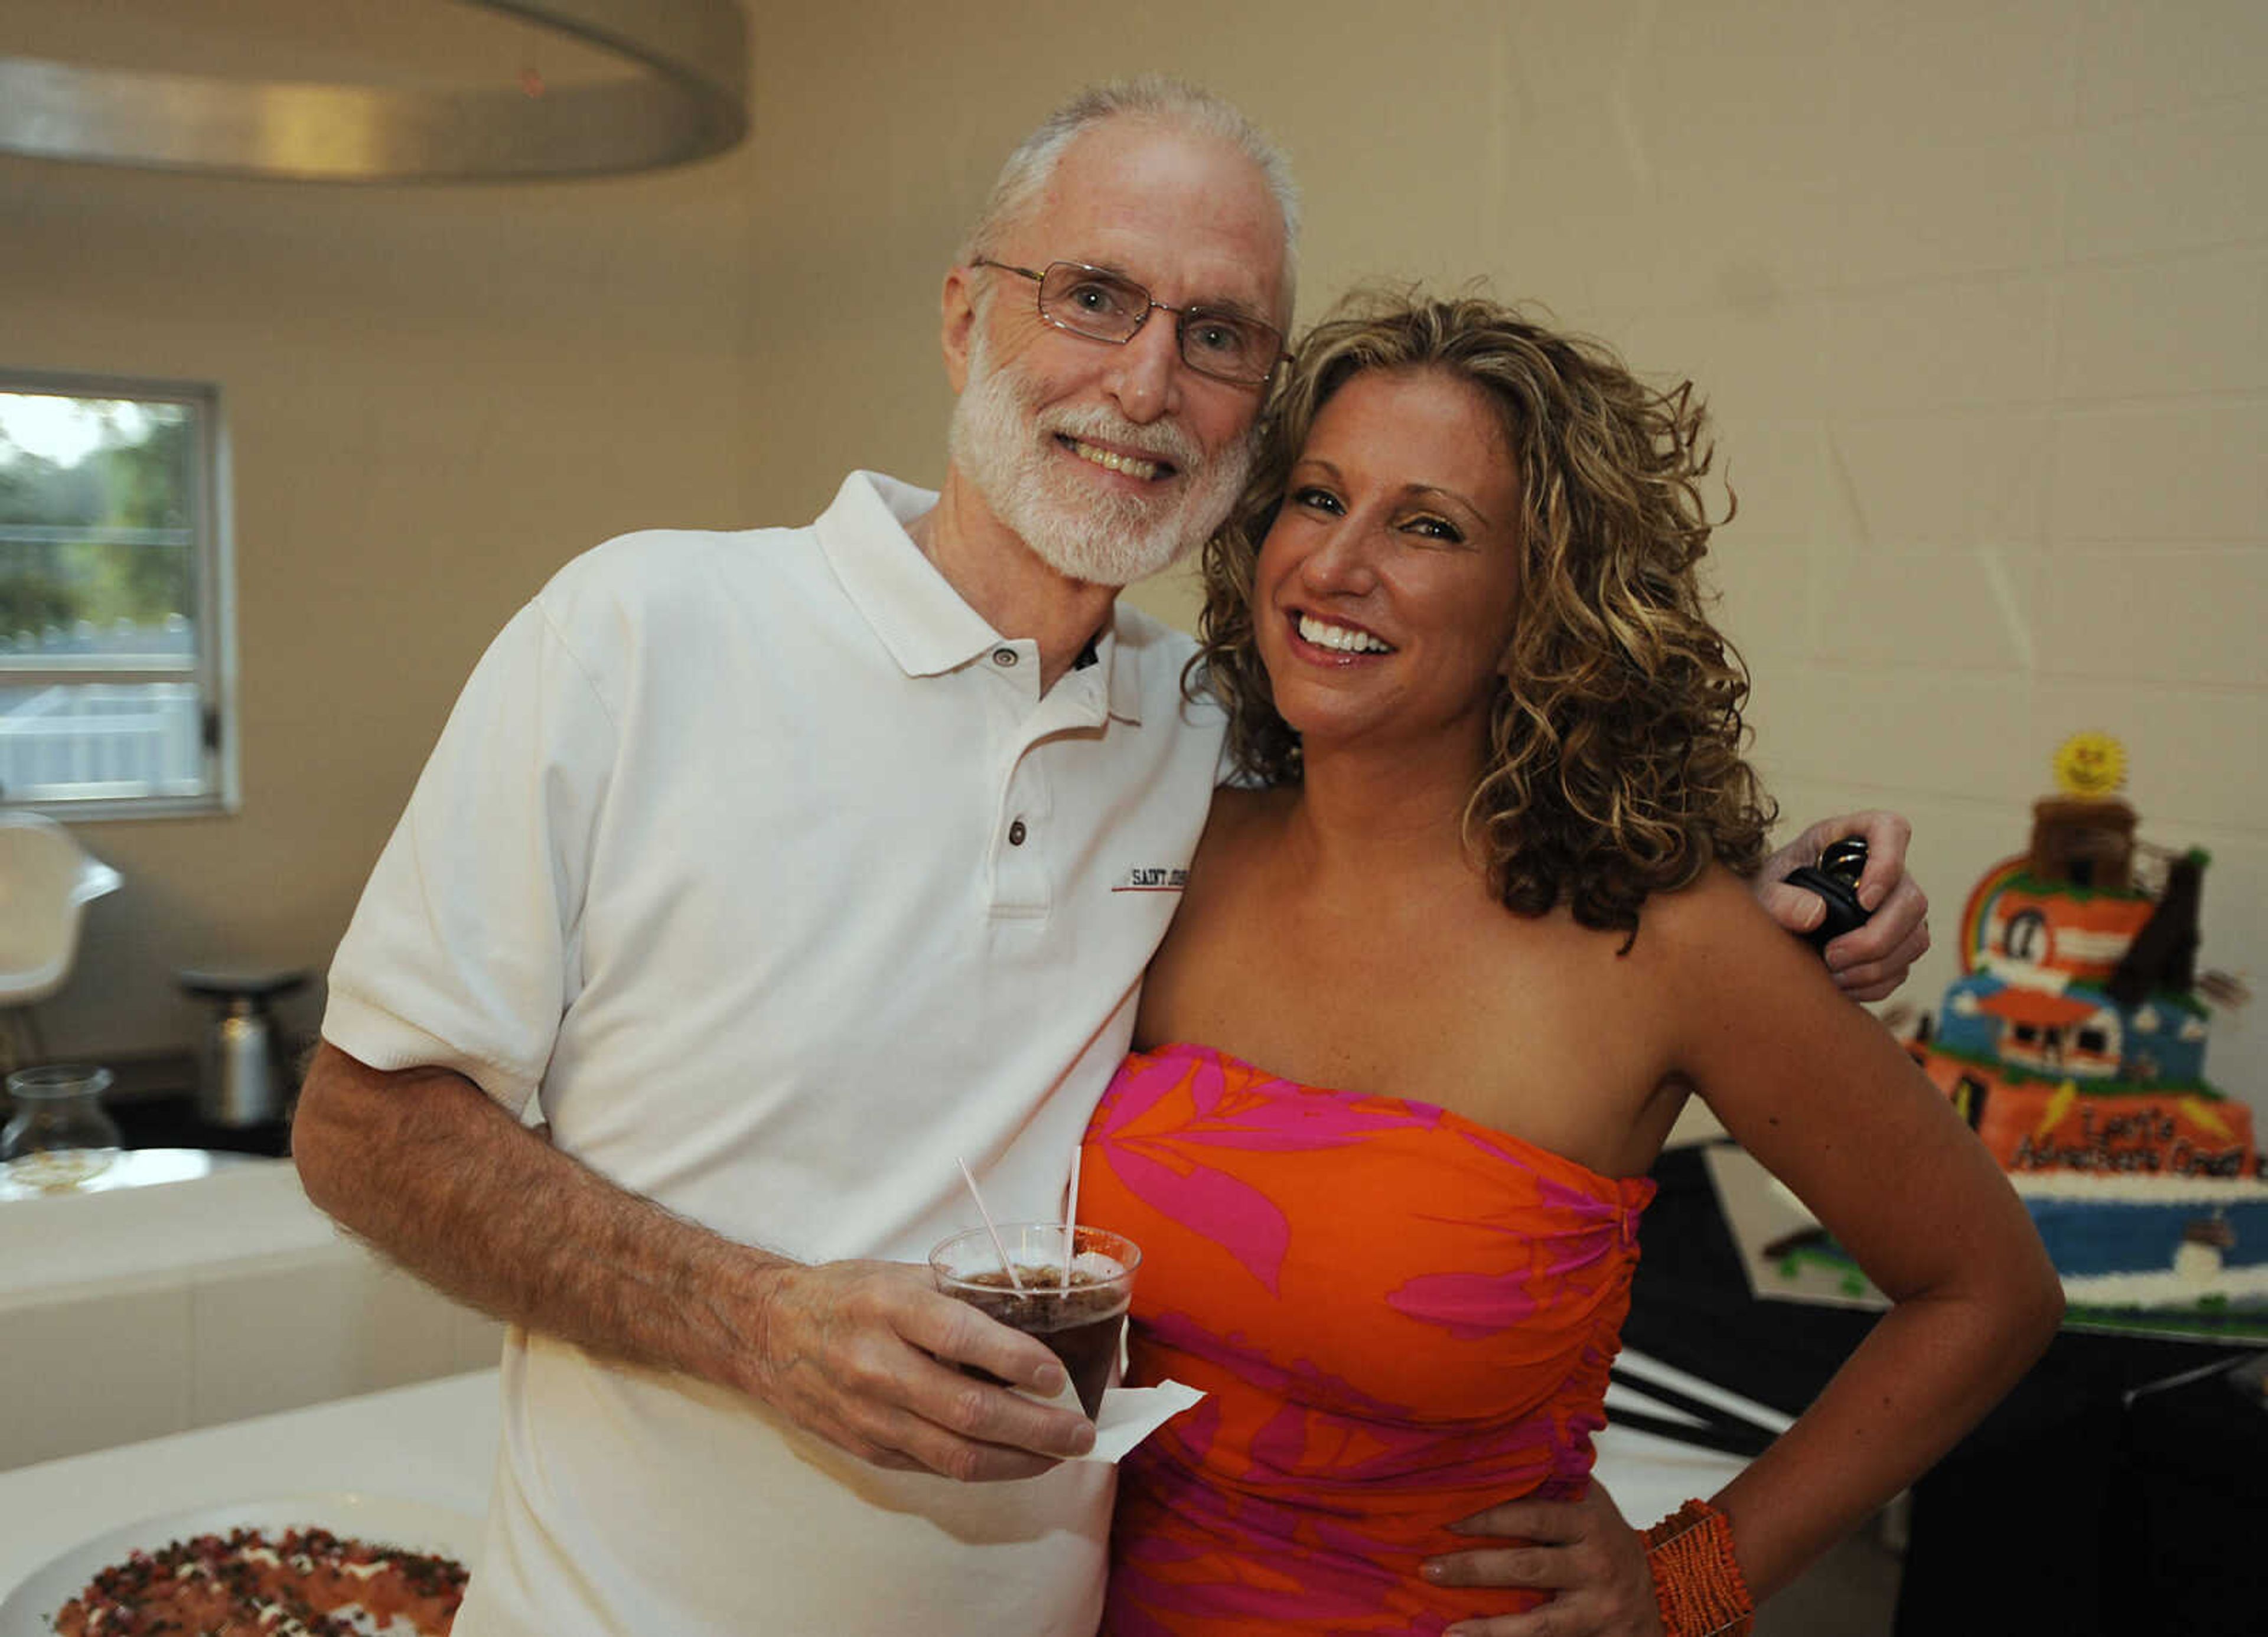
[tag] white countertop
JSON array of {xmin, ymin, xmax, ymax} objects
[
  {"xmin": 0, "ymin": 1146, "xmax": 266, "ymax": 1204},
  {"xmin": 0, "ymin": 1354, "xmax": 1767, "ymax": 1606},
  {"xmin": 0, "ymin": 1160, "xmax": 506, "ymax": 1473},
  {"xmin": 0, "ymin": 1159, "xmax": 335, "ymax": 1311},
  {"xmin": 0, "ymin": 1371, "xmax": 501, "ymax": 1595}
]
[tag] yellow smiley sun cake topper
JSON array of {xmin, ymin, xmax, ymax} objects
[{"xmin": 2052, "ymin": 731, "xmax": 2127, "ymax": 799}]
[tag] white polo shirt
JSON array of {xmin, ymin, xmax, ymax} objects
[{"xmin": 323, "ymin": 471, "xmax": 1224, "ymax": 1636}]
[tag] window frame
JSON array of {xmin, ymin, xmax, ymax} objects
[{"xmin": 0, "ymin": 367, "xmax": 237, "ymax": 820}]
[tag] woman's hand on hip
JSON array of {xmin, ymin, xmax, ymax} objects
[{"xmin": 1423, "ymin": 1481, "xmax": 1664, "ymax": 1636}]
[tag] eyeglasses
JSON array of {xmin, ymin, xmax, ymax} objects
[{"xmin": 970, "ymin": 257, "xmax": 1288, "ymax": 387}]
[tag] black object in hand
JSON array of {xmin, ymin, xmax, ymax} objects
[{"xmin": 1785, "ymin": 837, "xmax": 1872, "ymax": 952}]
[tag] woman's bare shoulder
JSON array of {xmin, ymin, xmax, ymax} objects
[
  {"xmin": 1619, "ymin": 863, "xmax": 1853, "ymax": 1040},
  {"xmin": 1205, "ymin": 780, "xmax": 1291, "ymax": 827},
  {"xmin": 1192, "ymin": 782, "xmax": 1293, "ymax": 869},
  {"xmin": 1632, "ymin": 863, "xmax": 1782, "ymax": 956}
]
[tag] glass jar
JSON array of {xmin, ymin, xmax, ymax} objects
[{"xmin": 1, "ymin": 1064, "xmax": 123, "ymax": 1193}]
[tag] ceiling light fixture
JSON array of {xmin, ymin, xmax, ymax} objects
[{"xmin": 0, "ymin": 0, "xmax": 747, "ymax": 182}]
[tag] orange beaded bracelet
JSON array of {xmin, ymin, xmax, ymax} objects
[{"xmin": 1641, "ymin": 1498, "xmax": 1755, "ymax": 1637}]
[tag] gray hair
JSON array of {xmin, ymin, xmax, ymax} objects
[{"xmin": 959, "ymin": 76, "xmax": 1301, "ymax": 321}]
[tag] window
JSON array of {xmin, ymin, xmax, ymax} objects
[{"xmin": 0, "ymin": 372, "xmax": 231, "ymax": 816}]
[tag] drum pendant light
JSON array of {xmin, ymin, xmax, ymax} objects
[{"xmin": 0, "ymin": 0, "xmax": 748, "ymax": 182}]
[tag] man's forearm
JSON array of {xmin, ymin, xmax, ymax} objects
[
  {"xmin": 295, "ymin": 1041, "xmax": 1096, "ymax": 1479},
  {"xmin": 293, "ymin": 1042, "xmax": 784, "ymax": 1395}
]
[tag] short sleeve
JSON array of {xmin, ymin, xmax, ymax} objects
[{"xmin": 322, "ymin": 596, "xmax": 617, "ymax": 1114}]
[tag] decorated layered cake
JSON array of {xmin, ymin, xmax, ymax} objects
[{"xmin": 1908, "ymin": 735, "xmax": 2266, "ymax": 1313}]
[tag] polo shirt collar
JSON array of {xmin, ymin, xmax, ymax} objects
[
  {"xmin": 816, "ymin": 471, "xmax": 996, "ymax": 679},
  {"xmin": 816, "ymin": 470, "xmax": 1146, "ymax": 725},
  {"xmin": 1099, "ymin": 619, "xmax": 1144, "ymax": 726}
]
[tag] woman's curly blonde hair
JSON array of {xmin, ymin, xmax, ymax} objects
[{"xmin": 1192, "ymin": 291, "xmax": 1776, "ymax": 938}]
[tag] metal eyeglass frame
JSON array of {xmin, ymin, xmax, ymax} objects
[{"xmin": 969, "ymin": 257, "xmax": 1289, "ymax": 387}]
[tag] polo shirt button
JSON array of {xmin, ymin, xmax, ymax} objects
[
  {"xmin": 992, "ymin": 647, "xmax": 1018, "ymax": 668},
  {"xmin": 1008, "ymin": 819, "xmax": 1028, "ymax": 846}
]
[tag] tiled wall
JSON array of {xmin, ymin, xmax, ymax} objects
[
  {"xmin": 1582, "ymin": 1, "xmax": 2268, "ymax": 1110},
  {"xmin": 735, "ymin": 6, "xmax": 2268, "ymax": 1124},
  {"xmin": 1050, "ymin": 0, "xmax": 2268, "ymax": 1111}
]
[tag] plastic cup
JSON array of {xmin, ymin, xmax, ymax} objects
[{"xmin": 928, "ymin": 1222, "xmax": 1139, "ymax": 1419}]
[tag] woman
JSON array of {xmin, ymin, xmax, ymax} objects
[{"xmin": 1077, "ymin": 295, "xmax": 2061, "ymax": 1636}]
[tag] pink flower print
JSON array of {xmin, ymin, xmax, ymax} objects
[
  {"xmin": 1087, "ymin": 1054, "xmax": 1189, "ymax": 1140},
  {"xmin": 1453, "ymin": 1127, "xmax": 1653, "ymax": 1211},
  {"xmin": 1092, "ymin": 1052, "xmax": 1439, "ymax": 1293},
  {"xmin": 1384, "ymin": 1266, "xmax": 1546, "ymax": 1341},
  {"xmin": 1102, "ymin": 1143, "xmax": 1296, "ymax": 1294}
]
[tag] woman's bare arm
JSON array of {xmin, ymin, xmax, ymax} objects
[
  {"xmin": 1425, "ymin": 869, "xmax": 2057, "ymax": 1633},
  {"xmin": 1655, "ymin": 869, "xmax": 2061, "ymax": 1594}
]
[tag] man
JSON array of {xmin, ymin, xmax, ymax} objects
[{"xmin": 296, "ymin": 78, "xmax": 1927, "ymax": 1636}]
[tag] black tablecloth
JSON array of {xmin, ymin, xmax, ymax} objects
[{"xmin": 1626, "ymin": 1147, "xmax": 2268, "ymax": 1635}]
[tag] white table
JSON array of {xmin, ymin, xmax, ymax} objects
[
  {"xmin": 0, "ymin": 1159, "xmax": 316, "ymax": 1302},
  {"xmin": 0, "ymin": 1371, "xmax": 501, "ymax": 1596},
  {"xmin": 0, "ymin": 1163, "xmax": 503, "ymax": 1470},
  {"xmin": 0, "ymin": 1147, "xmax": 266, "ymax": 1202},
  {"xmin": 1598, "ymin": 1354, "xmax": 1780, "ymax": 1522},
  {"xmin": 0, "ymin": 1355, "xmax": 1766, "ymax": 1603}
]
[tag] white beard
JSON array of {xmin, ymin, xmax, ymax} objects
[{"xmin": 947, "ymin": 330, "xmax": 1253, "ymax": 588}]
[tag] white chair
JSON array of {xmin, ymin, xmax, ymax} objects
[{"xmin": 0, "ymin": 812, "xmax": 122, "ymax": 1072}]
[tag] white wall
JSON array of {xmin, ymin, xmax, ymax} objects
[
  {"xmin": 4, "ymin": 1, "xmax": 2263, "ymax": 1116},
  {"xmin": 737, "ymin": 0, "xmax": 2268, "ymax": 1116},
  {"xmin": 0, "ymin": 117, "xmax": 761, "ymax": 1055}
]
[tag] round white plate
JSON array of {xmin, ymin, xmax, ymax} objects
[{"xmin": 0, "ymin": 1493, "xmax": 483, "ymax": 1636}]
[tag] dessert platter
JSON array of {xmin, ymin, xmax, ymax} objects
[{"xmin": 0, "ymin": 1495, "xmax": 480, "ymax": 1637}]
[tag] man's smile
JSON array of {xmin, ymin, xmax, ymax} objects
[{"xmin": 1058, "ymin": 433, "xmax": 1176, "ymax": 482}]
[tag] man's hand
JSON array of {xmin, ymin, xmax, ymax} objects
[
  {"xmin": 1423, "ymin": 1483, "xmax": 1663, "ymax": 1636},
  {"xmin": 1753, "ymin": 810, "xmax": 1930, "ymax": 1002},
  {"xmin": 742, "ymin": 1258, "xmax": 1097, "ymax": 1482}
]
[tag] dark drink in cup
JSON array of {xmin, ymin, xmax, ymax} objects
[
  {"xmin": 951, "ymin": 1270, "xmax": 1128, "ymax": 1419},
  {"xmin": 929, "ymin": 1224, "xmax": 1139, "ymax": 1420}
]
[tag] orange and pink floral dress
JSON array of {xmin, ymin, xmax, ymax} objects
[{"xmin": 1080, "ymin": 1042, "xmax": 1657, "ymax": 1636}]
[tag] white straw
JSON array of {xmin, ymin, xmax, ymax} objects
[
  {"xmin": 1058, "ymin": 1147, "xmax": 1082, "ymax": 1294},
  {"xmin": 956, "ymin": 1157, "xmax": 1025, "ymax": 1293}
]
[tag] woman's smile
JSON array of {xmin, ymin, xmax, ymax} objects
[{"xmin": 1288, "ymin": 610, "xmax": 1396, "ymax": 659}]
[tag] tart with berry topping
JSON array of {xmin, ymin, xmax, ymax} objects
[{"xmin": 50, "ymin": 1524, "xmax": 467, "ymax": 1636}]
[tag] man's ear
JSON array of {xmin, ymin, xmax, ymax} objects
[{"xmin": 941, "ymin": 266, "xmax": 978, "ymax": 394}]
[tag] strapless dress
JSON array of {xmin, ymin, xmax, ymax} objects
[{"xmin": 1080, "ymin": 1042, "xmax": 1656, "ymax": 1635}]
